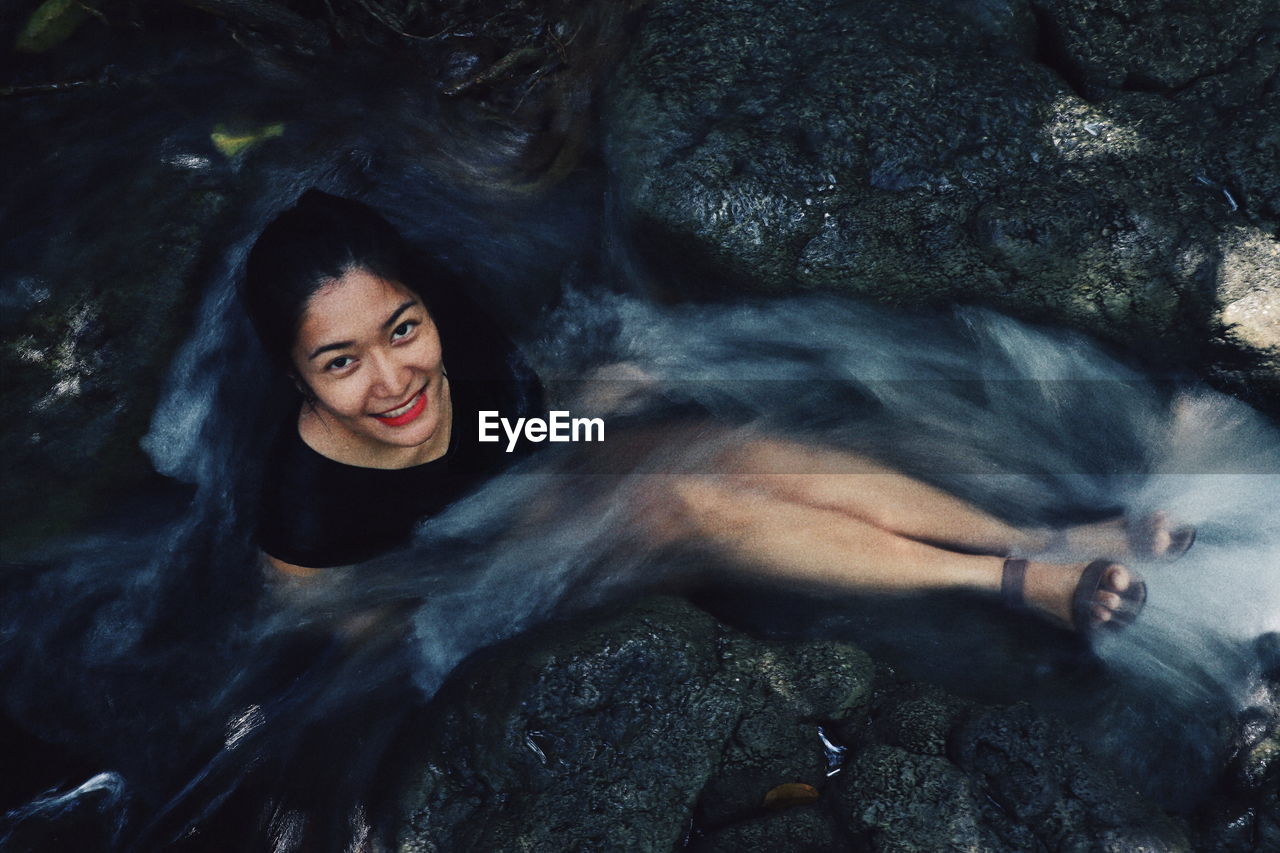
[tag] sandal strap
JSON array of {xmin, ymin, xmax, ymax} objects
[
  {"xmin": 1001, "ymin": 558, "xmax": 1028, "ymax": 608},
  {"xmin": 1072, "ymin": 560, "xmax": 1112, "ymax": 630},
  {"xmin": 1072, "ymin": 559, "xmax": 1147, "ymax": 633}
]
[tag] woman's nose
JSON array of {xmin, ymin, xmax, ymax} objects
[{"xmin": 368, "ymin": 349, "xmax": 411, "ymax": 397}]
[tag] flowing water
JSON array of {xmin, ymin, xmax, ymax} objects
[
  {"xmin": 4, "ymin": 34, "xmax": 1279, "ymax": 853},
  {"xmin": 7, "ymin": 276, "xmax": 1279, "ymax": 848}
]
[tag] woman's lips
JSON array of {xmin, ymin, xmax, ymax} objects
[{"xmin": 372, "ymin": 387, "xmax": 428, "ymax": 427}]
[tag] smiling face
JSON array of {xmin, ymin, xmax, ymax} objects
[{"xmin": 290, "ymin": 267, "xmax": 451, "ymax": 468}]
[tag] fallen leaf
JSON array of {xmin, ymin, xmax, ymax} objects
[
  {"xmin": 210, "ymin": 123, "xmax": 286, "ymax": 159},
  {"xmin": 762, "ymin": 782, "xmax": 820, "ymax": 809},
  {"xmin": 16, "ymin": 0, "xmax": 89, "ymax": 53}
]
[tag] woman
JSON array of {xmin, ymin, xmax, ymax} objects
[
  {"xmin": 242, "ymin": 190, "xmax": 1194, "ymax": 637},
  {"xmin": 244, "ymin": 189, "xmax": 545, "ymax": 576}
]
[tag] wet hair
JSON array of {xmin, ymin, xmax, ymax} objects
[{"xmin": 241, "ymin": 190, "xmax": 434, "ymax": 373}]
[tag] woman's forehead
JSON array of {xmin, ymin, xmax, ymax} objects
[{"xmin": 295, "ymin": 270, "xmax": 419, "ymax": 346}]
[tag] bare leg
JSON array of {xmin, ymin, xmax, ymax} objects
[
  {"xmin": 665, "ymin": 476, "xmax": 1136, "ymax": 629},
  {"xmin": 713, "ymin": 438, "xmax": 1187, "ymax": 560},
  {"xmin": 716, "ymin": 439, "xmax": 1053, "ymax": 556},
  {"xmin": 667, "ymin": 476, "xmax": 1004, "ymax": 591}
]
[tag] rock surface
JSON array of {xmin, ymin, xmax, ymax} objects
[
  {"xmin": 394, "ymin": 596, "xmax": 1206, "ymax": 852},
  {"xmin": 0, "ymin": 31, "xmax": 240, "ymax": 551},
  {"xmin": 604, "ymin": 0, "xmax": 1280, "ymax": 403},
  {"xmin": 394, "ymin": 596, "xmax": 873, "ymax": 852},
  {"xmin": 1192, "ymin": 632, "xmax": 1280, "ymax": 852}
]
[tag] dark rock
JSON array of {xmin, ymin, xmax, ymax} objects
[
  {"xmin": 1257, "ymin": 632, "xmax": 1280, "ymax": 682},
  {"xmin": 605, "ymin": 0, "xmax": 1280, "ymax": 399},
  {"xmin": 690, "ymin": 805, "xmax": 848, "ymax": 853},
  {"xmin": 0, "ymin": 60, "xmax": 236, "ymax": 552},
  {"xmin": 826, "ymin": 672, "xmax": 1196, "ymax": 852},
  {"xmin": 1027, "ymin": 0, "xmax": 1274, "ymax": 97},
  {"xmin": 392, "ymin": 594, "xmax": 1210, "ymax": 852},
  {"xmin": 950, "ymin": 702, "xmax": 1191, "ymax": 851},
  {"xmin": 694, "ymin": 710, "xmax": 829, "ymax": 826},
  {"xmin": 1261, "ymin": 776, "xmax": 1280, "ymax": 850},
  {"xmin": 1189, "ymin": 638, "xmax": 1280, "ymax": 851},
  {"xmin": 864, "ymin": 679, "xmax": 971, "ymax": 758},
  {"xmin": 394, "ymin": 596, "xmax": 873, "ymax": 852},
  {"xmin": 0, "ymin": 178, "xmax": 225, "ymax": 551},
  {"xmin": 832, "ymin": 744, "xmax": 1008, "ymax": 852}
]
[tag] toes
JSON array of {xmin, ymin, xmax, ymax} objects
[
  {"xmin": 1103, "ymin": 563, "xmax": 1132, "ymax": 593},
  {"xmin": 1091, "ymin": 602, "xmax": 1114, "ymax": 623},
  {"xmin": 1095, "ymin": 589, "xmax": 1123, "ymax": 612},
  {"xmin": 1133, "ymin": 511, "xmax": 1187, "ymax": 559}
]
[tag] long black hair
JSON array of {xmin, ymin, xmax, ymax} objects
[
  {"xmin": 241, "ymin": 188, "xmax": 539, "ymax": 397},
  {"xmin": 240, "ymin": 189, "xmax": 447, "ymax": 373}
]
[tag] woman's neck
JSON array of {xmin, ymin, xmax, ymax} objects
[{"xmin": 297, "ymin": 378, "xmax": 454, "ymax": 469}]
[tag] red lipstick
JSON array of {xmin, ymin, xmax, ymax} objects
[{"xmin": 372, "ymin": 388, "xmax": 427, "ymax": 427}]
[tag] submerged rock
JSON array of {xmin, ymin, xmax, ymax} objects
[
  {"xmin": 1193, "ymin": 633, "xmax": 1280, "ymax": 851},
  {"xmin": 0, "ymin": 38, "xmax": 240, "ymax": 552},
  {"xmin": 605, "ymin": 0, "xmax": 1280, "ymax": 405}
]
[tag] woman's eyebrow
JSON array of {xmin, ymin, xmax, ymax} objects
[
  {"xmin": 382, "ymin": 299, "xmax": 419, "ymax": 330},
  {"xmin": 307, "ymin": 300, "xmax": 420, "ymax": 360},
  {"xmin": 308, "ymin": 340, "xmax": 354, "ymax": 360}
]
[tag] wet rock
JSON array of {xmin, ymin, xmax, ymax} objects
[
  {"xmin": 694, "ymin": 710, "xmax": 829, "ymax": 826},
  {"xmin": 689, "ymin": 805, "xmax": 847, "ymax": 853},
  {"xmin": 0, "ymin": 180, "xmax": 224, "ymax": 551},
  {"xmin": 950, "ymin": 703, "xmax": 1191, "ymax": 851},
  {"xmin": 828, "ymin": 673, "xmax": 1193, "ymax": 852},
  {"xmin": 863, "ymin": 679, "xmax": 970, "ymax": 758},
  {"xmin": 605, "ymin": 0, "xmax": 1280, "ymax": 402},
  {"xmin": 833, "ymin": 744, "xmax": 1006, "ymax": 852},
  {"xmin": 694, "ymin": 639, "xmax": 872, "ymax": 826},
  {"xmin": 1185, "ymin": 635, "xmax": 1280, "ymax": 851},
  {"xmin": 1027, "ymin": 0, "xmax": 1275, "ymax": 97},
  {"xmin": 394, "ymin": 596, "xmax": 873, "ymax": 853},
  {"xmin": 0, "ymin": 64, "xmax": 235, "ymax": 552},
  {"xmin": 393, "ymin": 595, "xmax": 1207, "ymax": 852},
  {"xmin": 1261, "ymin": 777, "xmax": 1280, "ymax": 850},
  {"xmin": 1258, "ymin": 633, "xmax": 1280, "ymax": 682}
]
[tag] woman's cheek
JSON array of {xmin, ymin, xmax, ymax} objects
[
  {"xmin": 416, "ymin": 337, "xmax": 442, "ymax": 368},
  {"xmin": 316, "ymin": 375, "xmax": 363, "ymax": 415}
]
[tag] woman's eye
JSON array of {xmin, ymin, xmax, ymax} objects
[
  {"xmin": 326, "ymin": 355, "xmax": 354, "ymax": 371},
  {"xmin": 391, "ymin": 320, "xmax": 418, "ymax": 341}
]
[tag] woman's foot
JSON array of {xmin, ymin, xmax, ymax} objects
[
  {"xmin": 1126, "ymin": 511, "xmax": 1196, "ymax": 560},
  {"xmin": 1046, "ymin": 512, "xmax": 1195, "ymax": 562},
  {"xmin": 1002, "ymin": 557, "xmax": 1146, "ymax": 633}
]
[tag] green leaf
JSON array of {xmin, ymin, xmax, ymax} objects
[
  {"xmin": 15, "ymin": 0, "xmax": 89, "ymax": 54},
  {"xmin": 210, "ymin": 122, "xmax": 286, "ymax": 159}
]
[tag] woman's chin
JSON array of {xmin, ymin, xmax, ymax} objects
[{"xmin": 371, "ymin": 410, "xmax": 446, "ymax": 455}]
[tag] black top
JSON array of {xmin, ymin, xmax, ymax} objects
[{"xmin": 257, "ymin": 294, "xmax": 544, "ymax": 568}]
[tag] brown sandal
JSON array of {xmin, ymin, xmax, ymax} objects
[{"xmin": 1002, "ymin": 557, "xmax": 1147, "ymax": 635}]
